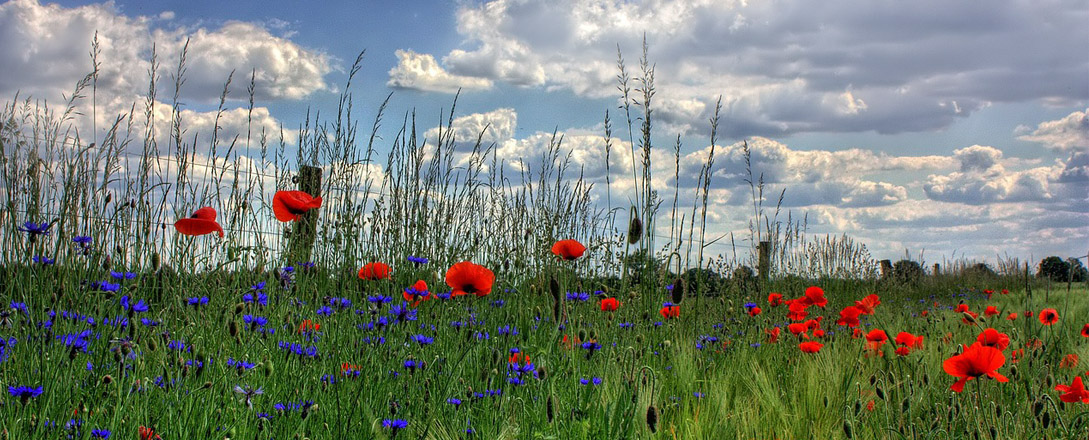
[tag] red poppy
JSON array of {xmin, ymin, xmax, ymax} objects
[
  {"xmin": 813, "ymin": 329, "xmax": 826, "ymax": 338},
  {"xmin": 1024, "ymin": 310, "xmax": 1034, "ymax": 318},
  {"xmin": 767, "ymin": 292, "xmax": 783, "ymax": 307},
  {"xmin": 445, "ymin": 261, "xmax": 496, "ymax": 297},
  {"xmin": 1082, "ymin": 323, "xmax": 1089, "ymax": 338},
  {"xmin": 895, "ymin": 332, "xmax": 923, "ymax": 350},
  {"xmin": 748, "ymin": 306, "xmax": 762, "ymax": 317},
  {"xmin": 865, "ymin": 329, "xmax": 889, "ymax": 350},
  {"xmin": 1000, "ymin": 289, "xmax": 1009, "ymax": 295},
  {"xmin": 787, "ymin": 322, "xmax": 809, "ymax": 337},
  {"xmin": 799, "ymin": 341, "xmax": 824, "ymax": 353},
  {"xmin": 139, "ymin": 426, "xmax": 162, "ymax": 440},
  {"xmin": 921, "ymin": 310, "xmax": 929, "ymax": 317},
  {"xmin": 342, "ymin": 363, "xmax": 362, "ymax": 374},
  {"xmin": 272, "ymin": 190, "xmax": 322, "ymax": 222},
  {"xmin": 942, "ymin": 342, "xmax": 1009, "ymax": 392},
  {"xmin": 837, "ymin": 306, "xmax": 863, "ymax": 327},
  {"xmin": 954, "ymin": 304, "xmax": 970, "ymax": 313},
  {"xmin": 854, "ymin": 294, "xmax": 880, "ymax": 315},
  {"xmin": 403, "ymin": 280, "xmax": 431, "ymax": 307},
  {"xmin": 551, "ymin": 239, "xmax": 586, "ymax": 260},
  {"xmin": 976, "ymin": 328, "xmax": 1010, "ymax": 351},
  {"xmin": 174, "ymin": 207, "xmax": 224, "ymax": 238},
  {"xmin": 1007, "ymin": 313, "xmax": 1018, "ymax": 321},
  {"xmin": 895, "ymin": 347, "xmax": 912, "ymax": 356},
  {"xmin": 1061, "ymin": 354, "xmax": 1080, "ymax": 370},
  {"xmin": 787, "ymin": 300, "xmax": 809, "ymax": 321},
  {"xmin": 358, "ymin": 262, "xmax": 391, "ymax": 280},
  {"xmin": 765, "ymin": 327, "xmax": 781, "ymax": 343},
  {"xmin": 1039, "ymin": 308, "xmax": 1059, "ymax": 325},
  {"xmin": 802, "ymin": 286, "xmax": 828, "ymax": 308},
  {"xmin": 600, "ymin": 297, "xmax": 620, "ymax": 312},
  {"xmin": 298, "ymin": 319, "xmax": 320, "ymax": 333},
  {"xmin": 1055, "ymin": 376, "xmax": 1089, "ymax": 403},
  {"xmin": 1011, "ymin": 349, "xmax": 1024, "ymax": 363},
  {"xmin": 509, "ymin": 352, "xmax": 530, "ymax": 365},
  {"xmin": 852, "ymin": 328, "xmax": 862, "ymax": 339},
  {"xmin": 983, "ymin": 289, "xmax": 994, "ymax": 298},
  {"xmin": 984, "ymin": 306, "xmax": 999, "ymax": 317},
  {"xmin": 866, "ymin": 400, "xmax": 876, "ymax": 411},
  {"xmin": 659, "ymin": 305, "xmax": 680, "ymax": 319}
]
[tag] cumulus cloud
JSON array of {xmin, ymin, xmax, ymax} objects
[
  {"xmin": 424, "ymin": 107, "xmax": 516, "ymax": 145},
  {"xmin": 0, "ymin": 0, "xmax": 333, "ymax": 103},
  {"xmin": 387, "ymin": 49, "xmax": 493, "ymax": 93},
  {"xmin": 394, "ymin": 0, "xmax": 1088, "ymax": 137},
  {"xmin": 1017, "ymin": 108, "xmax": 1089, "ymax": 152},
  {"xmin": 921, "ymin": 145, "xmax": 1083, "ymax": 207}
]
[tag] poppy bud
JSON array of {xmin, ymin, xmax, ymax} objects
[
  {"xmin": 1041, "ymin": 411, "xmax": 1050, "ymax": 429},
  {"xmin": 102, "ymin": 255, "xmax": 111, "ymax": 271},
  {"xmin": 129, "ymin": 199, "xmax": 136, "ymax": 209},
  {"xmin": 1032, "ymin": 400, "xmax": 1044, "ymax": 417},
  {"xmin": 671, "ymin": 278, "xmax": 685, "ymax": 304},
  {"xmin": 151, "ymin": 252, "xmax": 161, "ymax": 271},
  {"xmin": 147, "ymin": 338, "xmax": 157, "ymax": 352},
  {"xmin": 578, "ymin": 330, "xmax": 586, "ymax": 341},
  {"xmin": 549, "ymin": 277, "xmax": 561, "ymax": 301},
  {"xmin": 234, "ymin": 303, "xmax": 245, "ymax": 315},
  {"xmin": 536, "ymin": 365, "xmax": 547, "ymax": 380},
  {"xmin": 988, "ymin": 427, "xmax": 997, "ymax": 440},
  {"xmin": 229, "ymin": 321, "xmax": 239, "ymax": 338},
  {"xmin": 546, "ymin": 395, "xmax": 555, "ymax": 423},
  {"xmin": 101, "ymin": 375, "xmax": 113, "ymax": 384},
  {"xmin": 901, "ymin": 398, "xmax": 910, "ymax": 412},
  {"xmin": 875, "ymin": 386, "xmax": 885, "ymax": 400},
  {"xmin": 628, "ymin": 211, "xmax": 642, "ymax": 244},
  {"xmin": 104, "ymin": 192, "xmax": 112, "ymax": 205},
  {"xmin": 853, "ymin": 400, "xmax": 862, "ymax": 415},
  {"xmin": 843, "ymin": 421, "xmax": 854, "ymax": 439},
  {"xmin": 645, "ymin": 405, "xmax": 658, "ymax": 433},
  {"xmin": 263, "ymin": 361, "xmax": 274, "ymax": 378}
]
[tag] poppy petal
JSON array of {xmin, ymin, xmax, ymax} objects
[
  {"xmin": 174, "ymin": 218, "xmax": 224, "ymax": 238},
  {"xmin": 950, "ymin": 376, "xmax": 971, "ymax": 393},
  {"xmin": 191, "ymin": 206, "xmax": 217, "ymax": 221}
]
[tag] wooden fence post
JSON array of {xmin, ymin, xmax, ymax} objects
[
  {"xmin": 287, "ymin": 165, "xmax": 322, "ymax": 264},
  {"xmin": 880, "ymin": 260, "xmax": 893, "ymax": 279}
]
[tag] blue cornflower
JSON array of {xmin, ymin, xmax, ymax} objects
[
  {"xmin": 411, "ymin": 334, "xmax": 434, "ymax": 345},
  {"xmin": 167, "ymin": 340, "xmax": 186, "ymax": 351},
  {"xmin": 566, "ymin": 292, "xmax": 590, "ymax": 301},
  {"xmin": 32, "ymin": 255, "xmax": 54, "ymax": 265},
  {"xmin": 94, "ymin": 281, "xmax": 121, "ymax": 293},
  {"xmin": 580, "ymin": 342, "xmax": 601, "ymax": 351},
  {"xmin": 390, "ymin": 303, "xmax": 417, "ymax": 323},
  {"xmin": 110, "ymin": 271, "xmax": 137, "ymax": 280},
  {"xmin": 407, "ymin": 255, "xmax": 429, "ymax": 265},
  {"xmin": 8, "ymin": 385, "xmax": 43, "ymax": 402},
  {"xmin": 743, "ymin": 302, "xmax": 757, "ymax": 309},
  {"xmin": 367, "ymin": 295, "xmax": 393, "ymax": 304},
  {"xmin": 403, "ymin": 359, "xmax": 421, "ymax": 370},
  {"xmin": 90, "ymin": 428, "xmax": 111, "ymax": 438},
  {"xmin": 251, "ymin": 281, "xmax": 267, "ymax": 291},
  {"xmin": 315, "ymin": 306, "xmax": 334, "ymax": 316},
  {"xmin": 242, "ymin": 315, "xmax": 268, "ymax": 327},
  {"xmin": 693, "ymin": 392, "xmax": 705, "ymax": 398},
  {"xmin": 383, "ymin": 419, "xmax": 408, "ymax": 431},
  {"xmin": 242, "ymin": 291, "xmax": 268, "ymax": 306},
  {"xmin": 329, "ymin": 297, "xmax": 352, "ymax": 309},
  {"xmin": 187, "ymin": 296, "xmax": 210, "ymax": 306},
  {"xmin": 58, "ymin": 330, "xmax": 92, "ymax": 352},
  {"xmin": 119, "ymin": 296, "xmax": 149, "ymax": 313},
  {"xmin": 9, "ymin": 302, "xmax": 28, "ymax": 315},
  {"xmin": 227, "ymin": 358, "xmax": 257, "ymax": 370},
  {"xmin": 491, "ymin": 299, "xmax": 505, "ymax": 307},
  {"xmin": 447, "ymin": 398, "xmax": 462, "ymax": 406},
  {"xmin": 72, "ymin": 235, "xmax": 92, "ymax": 245},
  {"xmin": 497, "ymin": 325, "xmax": 518, "ymax": 336},
  {"xmin": 17, "ymin": 221, "xmax": 51, "ymax": 236},
  {"xmin": 140, "ymin": 318, "xmax": 159, "ymax": 327},
  {"xmin": 436, "ymin": 291, "xmax": 452, "ymax": 300}
]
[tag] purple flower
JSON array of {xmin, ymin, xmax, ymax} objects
[
  {"xmin": 8, "ymin": 385, "xmax": 43, "ymax": 402},
  {"xmin": 119, "ymin": 296, "xmax": 148, "ymax": 313},
  {"xmin": 17, "ymin": 221, "xmax": 51, "ymax": 236}
]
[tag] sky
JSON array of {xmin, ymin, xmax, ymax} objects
[{"xmin": 1, "ymin": 0, "xmax": 1086, "ymax": 266}]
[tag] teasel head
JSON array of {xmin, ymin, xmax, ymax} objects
[{"xmin": 645, "ymin": 405, "xmax": 658, "ymax": 433}]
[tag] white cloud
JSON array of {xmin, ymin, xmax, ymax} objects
[
  {"xmin": 387, "ymin": 49, "xmax": 493, "ymax": 94},
  {"xmin": 424, "ymin": 107, "xmax": 516, "ymax": 146},
  {"xmin": 395, "ymin": 0, "xmax": 1088, "ymax": 136},
  {"xmin": 1017, "ymin": 108, "xmax": 1089, "ymax": 152},
  {"xmin": 922, "ymin": 145, "xmax": 1072, "ymax": 205}
]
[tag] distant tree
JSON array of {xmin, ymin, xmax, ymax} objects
[
  {"xmin": 892, "ymin": 259, "xmax": 925, "ymax": 284},
  {"xmin": 1037, "ymin": 256, "xmax": 1069, "ymax": 281},
  {"xmin": 681, "ymin": 267, "xmax": 724, "ymax": 296},
  {"xmin": 1067, "ymin": 258, "xmax": 1087, "ymax": 282},
  {"xmin": 731, "ymin": 265, "xmax": 756, "ymax": 293},
  {"xmin": 962, "ymin": 262, "xmax": 997, "ymax": 278}
]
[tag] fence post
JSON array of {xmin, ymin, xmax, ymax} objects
[
  {"xmin": 932, "ymin": 263, "xmax": 940, "ymax": 277},
  {"xmin": 758, "ymin": 241, "xmax": 771, "ymax": 285},
  {"xmin": 288, "ymin": 165, "xmax": 322, "ymax": 265},
  {"xmin": 880, "ymin": 260, "xmax": 892, "ymax": 279}
]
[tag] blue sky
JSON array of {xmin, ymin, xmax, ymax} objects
[{"xmin": 1, "ymin": 0, "xmax": 1086, "ymax": 265}]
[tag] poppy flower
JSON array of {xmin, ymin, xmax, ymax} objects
[
  {"xmin": 984, "ymin": 306, "xmax": 999, "ymax": 317},
  {"xmin": 748, "ymin": 306, "xmax": 762, "ymax": 317},
  {"xmin": 1039, "ymin": 308, "xmax": 1059, "ymax": 325},
  {"xmin": 1055, "ymin": 376, "xmax": 1089, "ymax": 403},
  {"xmin": 272, "ymin": 190, "xmax": 322, "ymax": 222},
  {"xmin": 298, "ymin": 319, "xmax": 321, "ymax": 333},
  {"xmin": 659, "ymin": 304, "xmax": 680, "ymax": 319},
  {"xmin": 787, "ymin": 322, "xmax": 809, "ymax": 337},
  {"xmin": 600, "ymin": 297, "xmax": 620, "ymax": 311},
  {"xmin": 854, "ymin": 294, "xmax": 880, "ymax": 315},
  {"xmin": 976, "ymin": 328, "xmax": 1010, "ymax": 351},
  {"xmin": 921, "ymin": 310, "xmax": 929, "ymax": 317},
  {"xmin": 802, "ymin": 286, "xmax": 828, "ymax": 308},
  {"xmin": 1082, "ymin": 323, "xmax": 1089, "ymax": 338},
  {"xmin": 767, "ymin": 293, "xmax": 783, "ymax": 307},
  {"xmin": 765, "ymin": 327, "xmax": 781, "ymax": 343},
  {"xmin": 1024, "ymin": 310, "xmax": 1034, "ymax": 318},
  {"xmin": 799, "ymin": 341, "xmax": 823, "ymax": 353},
  {"xmin": 895, "ymin": 346, "xmax": 912, "ymax": 356},
  {"xmin": 551, "ymin": 239, "xmax": 586, "ymax": 260},
  {"xmin": 1001, "ymin": 289, "xmax": 1009, "ymax": 295},
  {"xmin": 865, "ymin": 329, "xmax": 889, "ymax": 350},
  {"xmin": 954, "ymin": 304, "xmax": 970, "ymax": 313},
  {"xmin": 1007, "ymin": 313, "xmax": 1018, "ymax": 321},
  {"xmin": 139, "ymin": 426, "xmax": 162, "ymax": 440},
  {"xmin": 942, "ymin": 342, "xmax": 1008, "ymax": 392},
  {"xmin": 837, "ymin": 306, "xmax": 863, "ymax": 328},
  {"xmin": 358, "ymin": 262, "xmax": 391, "ymax": 280},
  {"xmin": 787, "ymin": 300, "xmax": 809, "ymax": 321},
  {"xmin": 852, "ymin": 328, "xmax": 862, "ymax": 339},
  {"xmin": 983, "ymin": 289, "xmax": 994, "ymax": 298},
  {"xmin": 446, "ymin": 261, "xmax": 496, "ymax": 297},
  {"xmin": 403, "ymin": 280, "xmax": 431, "ymax": 307},
  {"xmin": 174, "ymin": 207, "xmax": 224, "ymax": 238},
  {"xmin": 895, "ymin": 332, "xmax": 924, "ymax": 350},
  {"xmin": 1060, "ymin": 354, "xmax": 1080, "ymax": 370},
  {"xmin": 509, "ymin": 352, "xmax": 530, "ymax": 365}
]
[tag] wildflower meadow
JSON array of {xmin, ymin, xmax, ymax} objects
[{"xmin": 0, "ymin": 42, "xmax": 1087, "ymax": 440}]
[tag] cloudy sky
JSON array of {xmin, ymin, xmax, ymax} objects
[{"xmin": 1, "ymin": 0, "xmax": 1086, "ymax": 265}]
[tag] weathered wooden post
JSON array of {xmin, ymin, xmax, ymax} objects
[
  {"xmin": 932, "ymin": 263, "xmax": 940, "ymax": 277},
  {"xmin": 288, "ymin": 165, "xmax": 322, "ymax": 264},
  {"xmin": 758, "ymin": 241, "xmax": 771, "ymax": 286}
]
